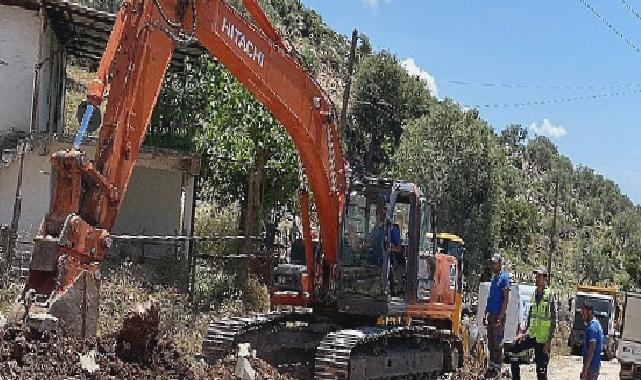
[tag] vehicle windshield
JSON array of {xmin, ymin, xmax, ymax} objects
[
  {"xmin": 417, "ymin": 202, "xmax": 433, "ymax": 301},
  {"xmin": 419, "ymin": 202, "xmax": 431, "ymax": 252},
  {"xmin": 576, "ymin": 295, "xmax": 612, "ymax": 316},
  {"xmin": 339, "ymin": 190, "xmax": 385, "ymax": 297},
  {"xmin": 446, "ymin": 241, "xmax": 463, "ymax": 261}
]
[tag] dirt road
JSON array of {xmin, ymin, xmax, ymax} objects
[{"xmin": 518, "ymin": 355, "xmax": 620, "ymax": 380}]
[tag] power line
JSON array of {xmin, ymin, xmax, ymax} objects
[
  {"xmin": 444, "ymin": 79, "xmax": 641, "ymax": 91},
  {"xmin": 465, "ymin": 87, "xmax": 641, "ymax": 108},
  {"xmin": 578, "ymin": 0, "xmax": 641, "ymax": 55},
  {"xmin": 619, "ymin": 0, "xmax": 641, "ymax": 23}
]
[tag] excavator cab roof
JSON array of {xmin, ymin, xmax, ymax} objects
[
  {"xmin": 426, "ymin": 232, "xmax": 464, "ymax": 244},
  {"xmin": 351, "ymin": 177, "xmax": 424, "ymax": 199}
]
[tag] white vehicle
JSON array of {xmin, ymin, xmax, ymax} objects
[
  {"xmin": 568, "ymin": 285, "xmax": 618, "ymax": 360},
  {"xmin": 618, "ymin": 291, "xmax": 641, "ymax": 379},
  {"xmin": 476, "ymin": 282, "xmax": 536, "ymax": 364}
]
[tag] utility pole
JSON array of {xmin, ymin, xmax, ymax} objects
[
  {"xmin": 339, "ymin": 29, "xmax": 358, "ymax": 140},
  {"xmin": 548, "ymin": 174, "xmax": 560, "ymax": 282}
]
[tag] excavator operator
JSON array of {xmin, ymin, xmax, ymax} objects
[
  {"xmin": 389, "ymin": 223, "xmax": 405, "ymax": 297},
  {"xmin": 367, "ymin": 206, "xmax": 389, "ymax": 295}
]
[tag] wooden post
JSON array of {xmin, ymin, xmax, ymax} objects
[{"xmin": 548, "ymin": 174, "xmax": 559, "ymax": 282}]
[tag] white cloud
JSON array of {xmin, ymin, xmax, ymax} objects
[
  {"xmin": 400, "ymin": 58, "xmax": 438, "ymax": 98},
  {"xmin": 528, "ymin": 118, "xmax": 567, "ymax": 138},
  {"xmin": 362, "ymin": 0, "xmax": 391, "ymax": 8}
]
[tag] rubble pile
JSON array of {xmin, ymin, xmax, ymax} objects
[
  {"xmin": 0, "ymin": 328, "xmax": 294, "ymax": 380},
  {"xmin": 0, "ymin": 328, "xmax": 206, "ymax": 379}
]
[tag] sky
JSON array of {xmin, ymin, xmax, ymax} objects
[{"xmin": 299, "ymin": 0, "xmax": 641, "ymax": 205}]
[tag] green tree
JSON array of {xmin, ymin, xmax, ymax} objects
[
  {"xmin": 500, "ymin": 124, "xmax": 528, "ymax": 148},
  {"xmin": 347, "ymin": 51, "xmax": 432, "ymax": 175},
  {"xmin": 152, "ymin": 57, "xmax": 298, "ymax": 234},
  {"xmin": 526, "ymin": 136, "xmax": 558, "ymax": 173},
  {"xmin": 391, "ymin": 101, "xmax": 503, "ymax": 277}
]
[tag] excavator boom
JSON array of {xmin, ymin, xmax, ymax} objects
[{"xmin": 12, "ymin": 0, "xmax": 345, "ymax": 336}]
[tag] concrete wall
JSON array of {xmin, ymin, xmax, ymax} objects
[
  {"xmin": 112, "ymin": 166, "xmax": 183, "ymax": 236},
  {"xmin": 0, "ymin": 141, "xmax": 188, "ymax": 240},
  {"xmin": 0, "ymin": 148, "xmax": 51, "ymax": 239},
  {"xmin": 37, "ymin": 18, "xmax": 66, "ymax": 133},
  {"xmin": 0, "ymin": 5, "xmax": 40, "ymax": 132},
  {"xmin": 0, "ymin": 5, "xmax": 65, "ymax": 134}
]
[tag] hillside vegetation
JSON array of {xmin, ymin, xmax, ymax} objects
[{"xmin": 70, "ymin": 0, "xmax": 641, "ymax": 294}]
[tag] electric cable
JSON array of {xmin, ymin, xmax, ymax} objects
[
  {"xmin": 578, "ymin": 0, "xmax": 641, "ymax": 55},
  {"xmin": 464, "ymin": 87, "xmax": 641, "ymax": 108}
]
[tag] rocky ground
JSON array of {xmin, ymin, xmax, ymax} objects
[
  {"xmin": 473, "ymin": 355, "xmax": 621, "ymax": 380},
  {"xmin": 518, "ymin": 355, "xmax": 620, "ymax": 380},
  {"xmin": 0, "ymin": 328, "xmax": 293, "ymax": 380},
  {"xmin": 0, "ymin": 326, "xmax": 622, "ymax": 380}
]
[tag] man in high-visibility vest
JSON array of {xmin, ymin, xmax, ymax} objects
[{"xmin": 507, "ymin": 267, "xmax": 557, "ymax": 380}]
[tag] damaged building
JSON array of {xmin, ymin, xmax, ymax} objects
[{"xmin": 0, "ymin": 0, "xmax": 202, "ymax": 276}]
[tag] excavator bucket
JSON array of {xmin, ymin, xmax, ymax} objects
[
  {"xmin": 8, "ymin": 151, "xmax": 105, "ymax": 337},
  {"xmin": 8, "ymin": 261, "xmax": 101, "ymax": 337}
]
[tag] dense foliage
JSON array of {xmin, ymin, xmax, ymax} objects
[
  {"xmin": 393, "ymin": 117, "xmax": 641, "ymax": 292},
  {"xmin": 346, "ymin": 51, "xmax": 432, "ymax": 175},
  {"xmin": 151, "ymin": 56, "xmax": 299, "ymax": 235}
]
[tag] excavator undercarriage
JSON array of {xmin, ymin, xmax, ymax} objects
[{"xmin": 203, "ymin": 310, "xmax": 464, "ymax": 380}]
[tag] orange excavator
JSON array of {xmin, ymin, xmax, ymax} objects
[{"xmin": 10, "ymin": 0, "xmax": 465, "ymax": 378}]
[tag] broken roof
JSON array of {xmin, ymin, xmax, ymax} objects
[
  {"xmin": 0, "ymin": 130, "xmax": 28, "ymax": 168},
  {"xmin": 0, "ymin": 0, "xmax": 205, "ymax": 71}
]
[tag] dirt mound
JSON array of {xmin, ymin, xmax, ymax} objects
[{"xmin": 0, "ymin": 328, "xmax": 293, "ymax": 379}]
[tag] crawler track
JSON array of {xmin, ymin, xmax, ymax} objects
[
  {"xmin": 202, "ymin": 308, "xmax": 313, "ymax": 360},
  {"xmin": 314, "ymin": 326, "xmax": 462, "ymax": 380},
  {"xmin": 202, "ymin": 308, "xmax": 337, "ymax": 378}
]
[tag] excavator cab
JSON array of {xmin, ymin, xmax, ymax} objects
[{"xmin": 337, "ymin": 178, "xmax": 428, "ymax": 317}]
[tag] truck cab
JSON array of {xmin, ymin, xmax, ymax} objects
[
  {"xmin": 619, "ymin": 291, "xmax": 641, "ymax": 379},
  {"xmin": 569, "ymin": 286, "xmax": 617, "ymax": 360}
]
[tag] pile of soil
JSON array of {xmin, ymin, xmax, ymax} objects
[{"xmin": 0, "ymin": 328, "xmax": 294, "ymax": 380}]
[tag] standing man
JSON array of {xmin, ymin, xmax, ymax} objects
[
  {"xmin": 484, "ymin": 253, "xmax": 511, "ymax": 377},
  {"xmin": 507, "ymin": 267, "xmax": 556, "ymax": 380},
  {"xmin": 581, "ymin": 302, "xmax": 604, "ymax": 380},
  {"xmin": 369, "ymin": 206, "xmax": 389, "ymax": 295}
]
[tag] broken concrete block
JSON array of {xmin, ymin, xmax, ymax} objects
[
  {"xmin": 237, "ymin": 342, "xmax": 251, "ymax": 358},
  {"xmin": 79, "ymin": 349, "xmax": 99, "ymax": 374},
  {"xmin": 235, "ymin": 356, "xmax": 256, "ymax": 380}
]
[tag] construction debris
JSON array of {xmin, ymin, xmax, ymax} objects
[
  {"xmin": 0, "ymin": 328, "xmax": 204, "ymax": 379},
  {"xmin": 79, "ymin": 349, "xmax": 99, "ymax": 374},
  {"xmin": 116, "ymin": 299, "xmax": 160, "ymax": 363},
  {"xmin": 0, "ymin": 326, "xmax": 297, "ymax": 379},
  {"xmin": 236, "ymin": 343, "xmax": 257, "ymax": 380}
]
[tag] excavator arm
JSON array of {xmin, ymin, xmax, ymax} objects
[{"xmin": 12, "ymin": 0, "xmax": 345, "ymax": 336}]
